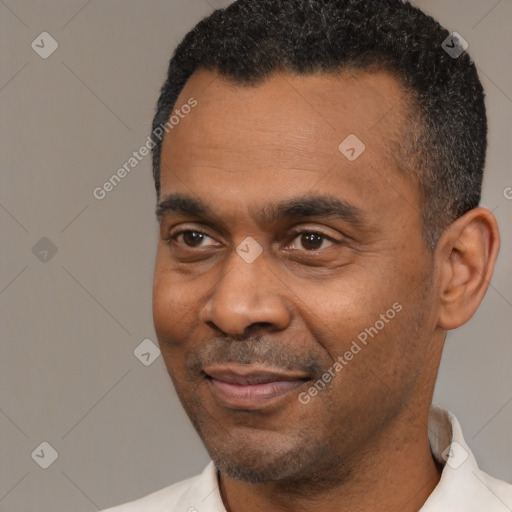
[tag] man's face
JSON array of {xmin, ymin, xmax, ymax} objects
[{"xmin": 153, "ymin": 69, "xmax": 440, "ymax": 484}]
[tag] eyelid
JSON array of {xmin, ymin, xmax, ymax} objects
[
  {"xmin": 170, "ymin": 229, "xmax": 220, "ymax": 245},
  {"xmin": 167, "ymin": 221, "xmax": 215, "ymax": 236},
  {"xmin": 287, "ymin": 226, "xmax": 342, "ymax": 243},
  {"xmin": 169, "ymin": 226, "xmax": 211, "ymax": 237}
]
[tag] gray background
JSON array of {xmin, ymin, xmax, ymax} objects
[{"xmin": 0, "ymin": 1, "xmax": 510, "ymax": 511}]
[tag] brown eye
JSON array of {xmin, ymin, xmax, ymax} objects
[
  {"xmin": 180, "ymin": 231, "xmax": 207, "ymax": 247},
  {"xmin": 173, "ymin": 230, "xmax": 210, "ymax": 247},
  {"xmin": 301, "ymin": 233, "xmax": 323, "ymax": 250},
  {"xmin": 289, "ymin": 232, "xmax": 335, "ymax": 251}
]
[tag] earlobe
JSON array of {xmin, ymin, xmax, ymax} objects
[{"xmin": 436, "ymin": 207, "xmax": 500, "ymax": 330}]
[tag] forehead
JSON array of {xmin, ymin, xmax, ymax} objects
[
  {"xmin": 159, "ymin": 68, "xmax": 420, "ymax": 230},
  {"xmin": 163, "ymin": 68, "xmax": 408, "ymax": 172}
]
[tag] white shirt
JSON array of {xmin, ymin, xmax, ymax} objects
[{"xmin": 103, "ymin": 405, "xmax": 512, "ymax": 511}]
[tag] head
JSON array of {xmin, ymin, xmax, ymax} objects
[
  {"xmin": 151, "ymin": 0, "xmax": 499, "ymax": 486},
  {"xmin": 152, "ymin": 0, "xmax": 488, "ymax": 249}
]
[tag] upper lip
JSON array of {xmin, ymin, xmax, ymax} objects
[{"xmin": 203, "ymin": 364, "xmax": 310, "ymax": 385}]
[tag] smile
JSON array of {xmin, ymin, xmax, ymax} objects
[{"xmin": 203, "ymin": 364, "xmax": 310, "ymax": 409}]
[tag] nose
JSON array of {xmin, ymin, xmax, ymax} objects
[{"xmin": 200, "ymin": 247, "xmax": 291, "ymax": 336}]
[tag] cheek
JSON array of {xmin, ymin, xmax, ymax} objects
[
  {"xmin": 293, "ymin": 270, "xmax": 422, "ymax": 399},
  {"xmin": 152, "ymin": 277, "xmax": 191, "ymax": 384},
  {"xmin": 293, "ymin": 271, "xmax": 395, "ymax": 343},
  {"xmin": 152, "ymin": 264, "xmax": 196, "ymax": 346},
  {"xmin": 152, "ymin": 273, "xmax": 173, "ymax": 334}
]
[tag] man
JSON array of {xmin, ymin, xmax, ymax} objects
[{"xmin": 105, "ymin": 0, "xmax": 511, "ymax": 510}]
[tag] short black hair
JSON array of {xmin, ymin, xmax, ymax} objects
[{"xmin": 151, "ymin": 0, "xmax": 486, "ymax": 249}]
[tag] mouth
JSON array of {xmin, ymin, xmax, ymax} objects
[{"xmin": 202, "ymin": 364, "xmax": 311, "ymax": 410}]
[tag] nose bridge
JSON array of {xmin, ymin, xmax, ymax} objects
[{"xmin": 201, "ymin": 243, "xmax": 290, "ymax": 335}]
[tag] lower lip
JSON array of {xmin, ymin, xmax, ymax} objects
[{"xmin": 208, "ymin": 378, "xmax": 306, "ymax": 409}]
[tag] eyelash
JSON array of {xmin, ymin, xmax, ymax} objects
[{"xmin": 164, "ymin": 228, "xmax": 339, "ymax": 251}]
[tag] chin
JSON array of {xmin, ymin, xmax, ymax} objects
[
  {"xmin": 211, "ymin": 446, "xmax": 308, "ymax": 483},
  {"xmin": 200, "ymin": 426, "xmax": 323, "ymax": 483}
]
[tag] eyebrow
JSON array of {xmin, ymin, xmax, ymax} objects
[
  {"xmin": 156, "ymin": 194, "xmax": 212, "ymax": 220},
  {"xmin": 156, "ymin": 193, "xmax": 364, "ymax": 227}
]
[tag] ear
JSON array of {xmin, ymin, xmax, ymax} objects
[{"xmin": 435, "ymin": 207, "xmax": 500, "ymax": 330}]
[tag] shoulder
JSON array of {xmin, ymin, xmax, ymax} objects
[
  {"xmin": 423, "ymin": 405, "xmax": 512, "ymax": 511},
  {"xmin": 472, "ymin": 469, "xmax": 512, "ymax": 511}
]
